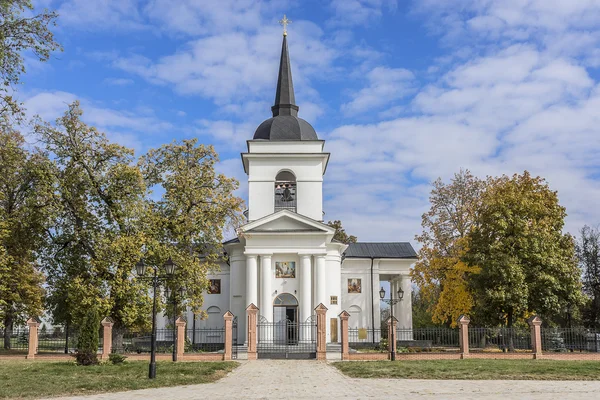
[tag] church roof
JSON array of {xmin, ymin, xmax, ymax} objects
[
  {"xmin": 343, "ymin": 242, "xmax": 417, "ymax": 259},
  {"xmin": 253, "ymin": 34, "xmax": 318, "ymax": 141}
]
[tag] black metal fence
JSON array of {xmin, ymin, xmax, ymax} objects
[
  {"xmin": 232, "ymin": 316, "xmax": 238, "ymax": 360},
  {"xmin": 0, "ymin": 327, "xmax": 29, "ymax": 352},
  {"xmin": 542, "ymin": 327, "xmax": 600, "ymax": 352},
  {"xmin": 37, "ymin": 327, "xmax": 81, "ymax": 353},
  {"xmin": 348, "ymin": 328, "xmax": 387, "ymax": 352},
  {"xmin": 397, "ymin": 328, "xmax": 460, "ymax": 352},
  {"xmin": 469, "ymin": 327, "xmax": 531, "ymax": 352},
  {"xmin": 112, "ymin": 329, "xmax": 174, "ymax": 354},
  {"xmin": 257, "ymin": 318, "xmax": 316, "ymax": 359},
  {"xmin": 186, "ymin": 328, "xmax": 225, "ymax": 353}
]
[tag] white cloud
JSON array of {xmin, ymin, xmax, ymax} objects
[
  {"xmin": 143, "ymin": 0, "xmax": 283, "ymax": 36},
  {"xmin": 23, "ymin": 91, "xmax": 172, "ymax": 155},
  {"xmin": 103, "ymin": 77, "xmax": 134, "ymax": 86},
  {"xmin": 111, "ymin": 23, "xmax": 337, "ymax": 117},
  {"xmin": 341, "ymin": 66, "xmax": 415, "ymax": 115},
  {"xmin": 413, "ymin": 0, "xmax": 600, "ymax": 48},
  {"xmin": 329, "ymin": 0, "xmax": 398, "ymax": 26},
  {"xmin": 54, "ymin": 0, "xmax": 147, "ymax": 31},
  {"xmin": 322, "ymin": 3, "xmax": 600, "ymax": 239}
]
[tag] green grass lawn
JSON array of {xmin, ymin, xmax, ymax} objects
[
  {"xmin": 0, "ymin": 360, "xmax": 238, "ymax": 399},
  {"xmin": 333, "ymin": 359, "xmax": 600, "ymax": 380}
]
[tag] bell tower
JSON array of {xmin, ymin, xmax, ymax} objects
[{"xmin": 241, "ymin": 32, "xmax": 329, "ymax": 222}]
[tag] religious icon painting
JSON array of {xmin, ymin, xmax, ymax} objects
[
  {"xmin": 275, "ymin": 261, "xmax": 296, "ymax": 278},
  {"xmin": 208, "ymin": 279, "xmax": 221, "ymax": 294},
  {"xmin": 348, "ymin": 278, "xmax": 362, "ymax": 293}
]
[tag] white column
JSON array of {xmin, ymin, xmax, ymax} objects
[
  {"xmin": 399, "ymin": 275, "xmax": 413, "ymax": 331},
  {"xmin": 299, "ymin": 255, "xmax": 312, "ymax": 323},
  {"xmin": 315, "ymin": 255, "xmax": 327, "ymax": 308},
  {"xmin": 245, "ymin": 255, "xmax": 258, "ymax": 308},
  {"xmin": 260, "ymin": 255, "xmax": 273, "ymax": 322}
]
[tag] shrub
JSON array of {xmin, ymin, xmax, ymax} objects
[
  {"xmin": 75, "ymin": 308, "xmax": 100, "ymax": 366},
  {"xmin": 108, "ymin": 353, "xmax": 127, "ymax": 364}
]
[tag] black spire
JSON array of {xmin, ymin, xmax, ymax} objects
[{"xmin": 271, "ymin": 35, "xmax": 299, "ymax": 117}]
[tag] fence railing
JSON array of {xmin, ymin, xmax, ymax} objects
[
  {"xmin": 397, "ymin": 328, "xmax": 460, "ymax": 351},
  {"xmin": 37, "ymin": 327, "xmax": 80, "ymax": 353},
  {"xmin": 468, "ymin": 327, "xmax": 531, "ymax": 352},
  {"xmin": 541, "ymin": 327, "xmax": 600, "ymax": 353},
  {"xmin": 112, "ymin": 329, "xmax": 174, "ymax": 354},
  {"xmin": 347, "ymin": 328, "xmax": 386, "ymax": 351},
  {"xmin": 0, "ymin": 327, "xmax": 29, "ymax": 352},
  {"xmin": 186, "ymin": 328, "xmax": 225, "ymax": 353}
]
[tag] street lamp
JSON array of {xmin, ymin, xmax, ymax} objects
[
  {"xmin": 135, "ymin": 258, "xmax": 176, "ymax": 379},
  {"xmin": 379, "ymin": 285, "xmax": 404, "ymax": 361}
]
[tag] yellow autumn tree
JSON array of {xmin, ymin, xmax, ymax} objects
[{"xmin": 411, "ymin": 170, "xmax": 483, "ymax": 327}]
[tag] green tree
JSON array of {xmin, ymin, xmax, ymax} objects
[
  {"xmin": 36, "ymin": 102, "xmax": 150, "ymax": 338},
  {"xmin": 326, "ymin": 220, "xmax": 357, "ymax": 244},
  {"xmin": 0, "ymin": 130, "xmax": 55, "ymax": 348},
  {"xmin": 411, "ymin": 170, "xmax": 484, "ymax": 327},
  {"xmin": 466, "ymin": 171, "xmax": 582, "ymax": 328},
  {"xmin": 411, "ymin": 290, "xmax": 441, "ymax": 328},
  {"xmin": 0, "ymin": 1, "xmax": 61, "ymax": 122},
  {"xmin": 139, "ymin": 139, "xmax": 244, "ymax": 317},
  {"xmin": 37, "ymin": 103, "xmax": 244, "ymax": 345},
  {"xmin": 576, "ymin": 225, "xmax": 600, "ymax": 329},
  {"xmin": 75, "ymin": 306, "xmax": 100, "ymax": 366}
]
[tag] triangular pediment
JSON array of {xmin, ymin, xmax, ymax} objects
[{"xmin": 240, "ymin": 210, "xmax": 335, "ymax": 235}]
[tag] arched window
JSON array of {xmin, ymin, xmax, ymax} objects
[
  {"xmin": 275, "ymin": 170, "xmax": 296, "ymax": 212},
  {"xmin": 206, "ymin": 306, "xmax": 222, "ymax": 328},
  {"xmin": 273, "ymin": 293, "xmax": 299, "ymax": 307},
  {"xmin": 348, "ymin": 305, "xmax": 362, "ymax": 329}
]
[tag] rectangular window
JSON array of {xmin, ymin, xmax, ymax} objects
[
  {"xmin": 208, "ymin": 279, "xmax": 221, "ymax": 294},
  {"xmin": 330, "ymin": 296, "xmax": 338, "ymax": 305}
]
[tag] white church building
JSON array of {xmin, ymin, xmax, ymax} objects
[{"xmin": 184, "ymin": 33, "xmax": 417, "ymax": 345}]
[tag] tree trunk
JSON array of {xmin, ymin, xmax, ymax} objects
[
  {"xmin": 112, "ymin": 325, "xmax": 125, "ymax": 353},
  {"xmin": 64, "ymin": 320, "xmax": 70, "ymax": 354},
  {"xmin": 3, "ymin": 314, "xmax": 13, "ymax": 350},
  {"xmin": 507, "ymin": 310, "xmax": 515, "ymax": 352}
]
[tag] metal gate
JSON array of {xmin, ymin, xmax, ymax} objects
[
  {"xmin": 232, "ymin": 316, "xmax": 238, "ymax": 360},
  {"xmin": 257, "ymin": 315, "xmax": 316, "ymax": 359}
]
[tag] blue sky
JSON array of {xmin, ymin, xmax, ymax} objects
[{"xmin": 20, "ymin": 0, "xmax": 600, "ymax": 243}]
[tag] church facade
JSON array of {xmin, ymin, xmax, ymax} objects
[{"xmin": 185, "ymin": 33, "xmax": 417, "ymax": 345}]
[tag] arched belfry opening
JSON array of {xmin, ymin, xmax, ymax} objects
[{"xmin": 275, "ymin": 170, "xmax": 296, "ymax": 212}]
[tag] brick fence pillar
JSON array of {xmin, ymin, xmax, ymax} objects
[
  {"xmin": 339, "ymin": 311, "xmax": 350, "ymax": 361},
  {"xmin": 387, "ymin": 316, "xmax": 398, "ymax": 359},
  {"xmin": 223, "ymin": 311, "xmax": 234, "ymax": 361},
  {"xmin": 315, "ymin": 303, "xmax": 328, "ymax": 360},
  {"xmin": 528, "ymin": 315, "xmax": 543, "ymax": 359},
  {"xmin": 458, "ymin": 314, "xmax": 470, "ymax": 359},
  {"xmin": 246, "ymin": 303, "xmax": 258, "ymax": 360},
  {"xmin": 175, "ymin": 317, "xmax": 186, "ymax": 361},
  {"xmin": 26, "ymin": 318, "xmax": 40, "ymax": 359},
  {"xmin": 101, "ymin": 317, "xmax": 114, "ymax": 360}
]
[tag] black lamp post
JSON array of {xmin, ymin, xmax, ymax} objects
[
  {"xmin": 135, "ymin": 257, "xmax": 176, "ymax": 379},
  {"xmin": 379, "ymin": 285, "xmax": 404, "ymax": 361}
]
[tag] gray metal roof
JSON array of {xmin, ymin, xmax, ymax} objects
[
  {"xmin": 343, "ymin": 242, "xmax": 417, "ymax": 259},
  {"xmin": 222, "ymin": 237, "xmax": 240, "ymax": 245},
  {"xmin": 253, "ymin": 34, "xmax": 319, "ymax": 141},
  {"xmin": 272, "ymin": 35, "xmax": 296, "ymax": 117},
  {"xmin": 253, "ymin": 115, "xmax": 318, "ymax": 140}
]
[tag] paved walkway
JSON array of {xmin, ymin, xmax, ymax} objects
[{"xmin": 51, "ymin": 360, "xmax": 600, "ymax": 400}]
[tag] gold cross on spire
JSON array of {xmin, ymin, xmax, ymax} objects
[{"xmin": 279, "ymin": 14, "xmax": 291, "ymax": 36}]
